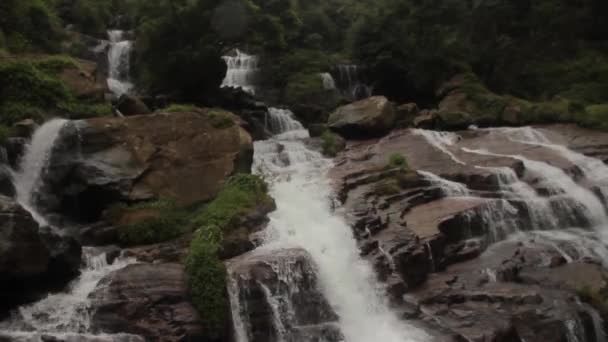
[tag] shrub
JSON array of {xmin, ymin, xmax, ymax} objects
[
  {"xmin": 59, "ymin": 102, "xmax": 112, "ymax": 119},
  {"xmin": 186, "ymin": 174, "xmax": 271, "ymax": 337},
  {"xmin": 113, "ymin": 198, "xmax": 189, "ymax": 246},
  {"xmin": 321, "ymin": 130, "xmax": 340, "ymax": 157},
  {"xmin": 388, "ymin": 153, "xmax": 408, "ymax": 169},
  {"xmin": 161, "ymin": 104, "xmax": 200, "ymax": 113}
]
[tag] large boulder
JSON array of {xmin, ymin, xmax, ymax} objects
[
  {"xmin": 115, "ymin": 94, "xmax": 151, "ymax": 116},
  {"xmin": 328, "ymin": 96, "xmax": 396, "ymax": 139},
  {"xmin": 89, "ymin": 263, "xmax": 205, "ymax": 342},
  {"xmin": 227, "ymin": 248, "xmax": 342, "ymax": 342},
  {"xmin": 0, "ymin": 196, "xmax": 81, "ymax": 316},
  {"xmin": 39, "ymin": 111, "xmax": 254, "ymax": 222}
]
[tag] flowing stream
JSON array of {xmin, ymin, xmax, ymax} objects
[
  {"xmin": 221, "ymin": 49, "xmax": 258, "ymax": 95},
  {"xmin": 229, "ymin": 109, "xmax": 428, "ymax": 342},
  {"xmin": 1, "ymin": 120, "xmax": 137, "ymax": 341},
  {"xmin": 107, "ymin": 30, "xmax": 133, "ymax": 97}
]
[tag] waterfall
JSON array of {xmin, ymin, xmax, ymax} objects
[
  {"xmin": 502, "ymin": 127, "xmax": 608, "ymax": 201},
  {"xmin": 0, "ymin": 248, "xmax": 137, "ymax": 340},
  {"xmin": 463, "ymin": 148, "xmax": 607, "ymax": 228},
  {"xmin": 11, "ymin": 119, "xmax": 68, "ymax": 226},
  {"xmin": 331, "ymin": 65, "xmax": 372, "ymax": 101},
  {"xmin": 417, "ymin": 170, "xmax": 470, "ymax": 197},
  {"xmin": 320, "ymin": 72, "xmax": 336, "ymax": 90},
  {"xmin": 107, "ymin": 30, "xmax": 133, "ymax": 97},
  {"xmin": 232, "ymin": 110, "xmax": 428, "ymax": 342},
  {"xmin": 412, "ymin": 129, "xmax": 466, "ymax": 165},
  {"xmin": 475, "ymin": 165, "xmax": 559, "ymax": 231},
  {"xmin": 221, "ymin": 49, "xmax": 258, "ymax": 95}
]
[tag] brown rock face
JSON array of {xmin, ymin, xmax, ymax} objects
[
  {"xmin": 328, "ymin": 96, "xmax": 396, "ymax": 139},
  {"xmin": 331, "ymin": 124, "xmax": 608, "ymax": 341},
  {"xmin": 40, "ymin": 111, "xmax": 253, "ymax": 222},
  {"xmin": 89, "ymin": 263, "xmax": 205, "ymax": 342},
  {"xmin": 227, "ymin": 248, "xmax": 342, "ymax": 342}
]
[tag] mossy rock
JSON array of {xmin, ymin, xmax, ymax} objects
[{"xmin": 437, "ymin": 111, "xmax": 473, "ymax": 130}]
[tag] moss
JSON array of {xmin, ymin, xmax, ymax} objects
[
  {"xmin": 580, "ymin": 104, "xmax": 608, "ymax": 131},
  {"xmin": 58, "ymin": 102, "xmax": 112, "ymax": 119},
  {"xmin": 161, "ymin": 104, "xmax": 200, "ymax": 113},
  {"xmin": 321, "ymin": 130, "xmax": 342, "ymax": 157},
  {"xmin": 32, "ymin": 55, "xmax": 80, "ymax": 74},
  {"xmin": 186, "ymin": 174, "xmax": 272, "ymax": 337},
  {"xmin": 113, "ymin": 198, "xmax": 189, "ymax": 246},
  {"xmin": 388, "ymin": 153, "xmax": 408, "ymax": 169},
  {"xmin": 578, "ymin": 284, "xmax": 608, "ymax": 320},
  {"xmin": 208, "ymin": 110, "xmax": 235, "ymax": 129}
]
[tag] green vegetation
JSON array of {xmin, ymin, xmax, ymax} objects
[
  {"xmin": 187, "ymin": 174, "xmax": 272, "ymax": 338},
  {"xmin": 321, "ymin": 130, "xmax": 342, "ymax": 157},
  {"xmin": 208, "ymin": 110, "xmax": 235, "ymax": 129},
  {"xmin": 161, "ymin": 104, "xmax": 200, "ymax": 113},
  {"xmin": 0, "ymin": 56, "xmax": 111, "ymax": 125},
  {"xmin": 374, "ymin": 169, "xmax": 419, "ymax": 196},
  {"xmin": 110, "ymin": 175, "xmax": 274, "ymax": 338},
  {"xmin": 0, "ymin": 0, "xmax": 61, "ymax": 53},
  {"xmin": 107, "ymin": 198, "xmax": 187, "ymax": 246},
  {"xmin": 388, "ymin": 153, "xmax": 408, "ymax": 169}
]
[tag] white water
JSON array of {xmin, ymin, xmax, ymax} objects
[
  {"xmin": 0, "ymin": 249, "xmax": 137, "ymax": 339},
  {"xmin": 412, "ymin": 129, "xmax": 466, "ymax": 165},
  {"xmin": 502, "ymin": 126, "xmax": 608, "ymax": 201},
  {"xmin": 463, "ymin": 148, "xmax": 607, "ymax": 228},
  {"xmin": 107, "ymin": 30, "xmax": 133, "ymax": 97},
  {"xmin": 221, "ymin": 49, "xmax": 258, "ymax": 95},
  {"xmin": 235, "ymin": 110, "xmax": 428, "ymax": 342},
  {"xmin": 11, "ymin": 119, "xmax": 68, "ymax": 226},
  {"xmin": 320, "ymin": 72, "xmax": 337, "ymax": 90},
  {"xmin": 417, "ymin": 170, "xmax": 469, "ymax": 197},
  {"xmin": 476, "ymin": 165, "xmax": 558, "ymax": 231},
  {"xmin": 332, "ymin": 65, "xmax": 372, "ymax": 101}
]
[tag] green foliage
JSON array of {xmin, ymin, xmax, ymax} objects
[
  {"xmin": 0, "ymin": 56, "xmax": 110, "ymax": 124},
  {"xmin": 113, "ymin": 198, "xmax": 188, "ymax": 246},
  {"xmin": 388, "ymin": 153, "xmax": 408, "ymax": 169},
  {"xmin": 58, "ymin": 102, "xmax": 112, "ymax": 119},
  {"xmin": 186, "ymin": 173, "xmax": 271, "ymax": 338},
  {"xmin": 0, "ymin": 125, "xmax": 13, "ymax": 144},
  {"xmin": 191, "ymin": 174, "xmax": 269, "ymax": 232},
  {"xmin": 581, "ymin": 105, "xmax": 608, "ymax": 131},
  {"xmin": 284, "ymin": 72, "xmax": 324, "ymax": 106},
  {"xmin": 208, "ymin": 110, "xmax": 235, "ymax": 129},
  {"xmin": 0, "ymin": 0, "xmax": 61, "ymax": 52},
  {"xmin": 185, "ymin": 226, "xmax": 227, "ymax": 339},
  {"xmin": 161, "ymin": 104, "xmax": 200, "ymax": 113},
  {"xmin": 321, "ymin": 130, "xmax": 341, "ymax": 157}
]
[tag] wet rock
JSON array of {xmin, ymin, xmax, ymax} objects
[
  {"xmin": 89, "ymin": 263, "xmax": 205, "ymax": 342},
  {"xmin": 115, "ymin": 94, "xmax": 151, "ymax": 116},
  {"xmin": 0, "ymin": 196, "xmax": 49, "ymax": 279},
  {"xmin": 0, "ymin": 167, "xmax": 15, "ymax": 197},
  {"xmin": 328, "ymin": 96, "xmax": 396, "ymax": 139},
  {"xmin": 0, "ymin": 196, "xmax": 81, "ymax": 316},
  {"xmin": 5, "ymin": 137, "xmax": 26, "ymax": 168},
  {"xmin": 40, "ymin": 111, "xmax": 253, "ymax": 222},
  {"xmin": 13, "ymin": 119, "xmax": 37, "ymax": 138},
  {"xmin": 227, "ymin": 248, "xmax": 342, "ymax": 342}
]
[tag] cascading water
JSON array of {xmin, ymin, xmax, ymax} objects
[
  {"xmin": 1, "ymin": 120, "xmax": 139, "ymax": 341},
  {"xmin": 230, "ymin": 108, "xmax": 428, "ymax": 342},
  {"xmin": 320, "ymin": 72, "xmax": 337, "ymax": 90},
  {"xmin": 412, "ymin": 129, "xmax": 466, "ymax": 165},
  {"xmin": 107, "ymin": 30, "xmax": 133, "ymax": 97},
  {"xmin": 221, "ymin": 49, "xmax": 259, "ymax": 95},
  {"xmin": 417, "ymin": 170, "xmax": 469, "ymax": 197},
  {"xmin": 0, "ymin": 249, "xmax": 137, "ymax": 341},
  {"xmin": 11, "ymin": 119, "xmax": 68, "ymax": 226},
  {"xmin": 331, "ymin": 65, "xmax": 372, "ymax": 101}
]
